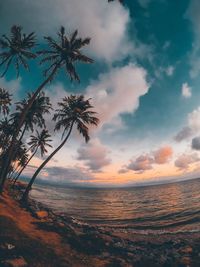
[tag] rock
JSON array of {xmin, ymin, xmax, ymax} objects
[
  {"xmin": 4, "ymin": 257, "xmax": 28, "ymax": 267},
  {"xmin": 35, "ymin": 210, "xmax": 49, "ymax": 219},
  {"xmin": 180, "ymin": 256, "xmax": 191, "ymax": 266},
  {"xmin": 101, "ymin": 252, "xmax": 110, "ymax": 258},
  {"xmin": 180, "ymin": 246, "xmax": 193, "ymax": 254},
  {"xmin": 114, "ymin": 241, "xmax": 124, "ymax": 248}
]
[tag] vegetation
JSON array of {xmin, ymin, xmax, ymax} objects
[{"xmin": 0, "ymin": 25, "xmax": 96, "ymax": 196}]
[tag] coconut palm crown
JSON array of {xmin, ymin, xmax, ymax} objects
[
  {"xmin": 38, "ymin": 27, "xmax": 94, "ymax": 82},
  {"xmin": 28, "ymin": 129, "xmax": 52, "ymax": 156},
  {"xmin": 0, "ymin": 25, "xmax": 37, "ymax": 77},
  {"xmin": 12, "ymin": 92, "xmax": 52, "ymax": 132},
  {"xmin": 53, "ymin": 95, "xmax": 99, "ymax": 142}
]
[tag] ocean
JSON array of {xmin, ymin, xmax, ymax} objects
[{"xmin": 30, "ymin": 178, "xmax": 200, "ymax": 234}]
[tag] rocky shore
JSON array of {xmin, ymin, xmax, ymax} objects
[{"xmin": 0, "ymin": 182, "xmax": 200, "ymax": 267}]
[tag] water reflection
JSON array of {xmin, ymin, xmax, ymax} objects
[{"xmin": 30, "ymin": 178, "xmax": 200, "ymax": 232}]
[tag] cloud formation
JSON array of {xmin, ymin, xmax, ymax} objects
[
  {"xmin": 192, "ymin": 136, "xmax": 200, "ymax": 150},
  {"xmin": 181, "ymin": 83, "xmax": 192, "ymax": 98},
  {"xmin": 174, "ymin": 107, "xmax": 200, "ymax": 142},
  {"xmin": 174, "ymin": 126, "xmax": 193, "ymax": 142},
  {"xmin": 175, "ymin": 153, "xmax": 200, "ymax": 170},
  {"xmin": 122, "ymin": 146, "xmax": 173, "ymax": 174},
  {"xmin": 0, "ymin": 0, "xmax": 132, "ymax": 63},
  {"xmin": 86, "ymin": 64, "xmax": 149, "ymax": 129},
  {"xmin": 165, "ymin": 66, "xmax": 174, "ymax": 76},
  {"xmin": 40, "ymin": 166, "xmax": 94, "ymax": 184},
  {"xmin": 77, "ymin": 138, "xmax": 111, "ymax": 172},
  {"xmin": 153, "ymin": 146, "xmax": 173, "ymax": 164},
  {"xmin": 126, "ymin": 154, "xmax": 154, "ymax": 173}
]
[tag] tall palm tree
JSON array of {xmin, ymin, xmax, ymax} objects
[
  {"xmin": 13, "ymin": 129, "xmax": 52, "ymax": 185},
  {"xmin": 0, "ymin": 88, "xmax": 12, "ymax": 117},
  {"xmin": 9, "ymin": 142, "xmax": 28, "ymax": 180},
  {"xmin": 0, "ymin": 25, "xmax": 37, "ymax": 77},
  {"xmin": 0, "ymin": 118, "xmax": 14, "ymax": 151},
  {"xmin": 0, "ymin": 26, "xmax": 93, "ymax": 191},
  {"xmin": 21, "ymin": 95, "xmax": 99, "ymax": 201},
  {"xmin": 38, "ymin": 26, "xmax": 94, "ymax": 82},
  {"xmin": 12, "ymin": 91, "xmax": 52, "ymax": 141}
]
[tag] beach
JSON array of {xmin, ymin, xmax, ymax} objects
[{"xmin": 0, "ymin": 182, "xmax": 200, "ymax": 267}]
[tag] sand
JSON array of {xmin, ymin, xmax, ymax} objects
[{"xmin": 0, "ymin": 182, "xmax": 200, "ymax": 267}]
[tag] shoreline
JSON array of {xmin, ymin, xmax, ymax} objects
[{"xmin": 0, "ymin": 182, "xmax": 200, "ymax": 266}]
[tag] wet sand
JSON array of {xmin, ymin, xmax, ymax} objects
[{"xmin": 0, "ymin": 182, "xmax": 200, "ymax": 267}]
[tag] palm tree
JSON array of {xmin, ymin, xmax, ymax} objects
[
  {"xmin": 21, "ymin": 95, "xmax": 99, "ymax": 201},
  {"xmin": 0, "ymin": 118, "xmax": 14, "ymax": 150},
  {"xmin": 12, "ymin": 91, "xmax": 52, "ymax": 141},
  {"xmin": 0, "ymin": 25, "xmax": 37, "ymax": 77},
  {"xmin": 13, "ymin": 129, "xmax": 52, "ymax": 185},
  {"xmin": 38, "ymin": 26, "xmax": 94, "ymax": 82},
  {"xmin": 0, "ymin": 88, "xmax": 12, "ymax": 117},
  {"xmin": 9, "ymin": 142, "xmax": 28, "ymax": 180},
  {"xmin": 0, "ymin": 26, "xmax": 93, "ymax": 191}
]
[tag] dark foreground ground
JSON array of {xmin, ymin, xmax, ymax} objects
[{"xmin": 0, "ymin": 182, "xmax": 200, "ymax": 267}]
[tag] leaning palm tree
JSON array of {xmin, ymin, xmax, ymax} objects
[
  {"xmin": 13, "ymin": 129, "xmax": 52, "ymax": 185},
  {"xmin": 0, "ymin": 25, "xmax": 37, "ymax": 77},
  {"xmin": 12, "ymin": 92, "xmax": 52, "ymax": 142},
  {"xmin": 0, "ymin": 26, "xmax": 93, "ymax": 191},
  {"xmin": 0, "ymin": 118, "xmax": 14, "ymax": 151},
  {"xmin": 0, "ymin": 88, "xmax": 12, "ymax": 117},
  {"xmin": 21, "ymin": 95, "xmax": 99, "ymax": 201},
  {"xmin": 38, "ymin": 26, "xmax": 94, "ymax": 81}
]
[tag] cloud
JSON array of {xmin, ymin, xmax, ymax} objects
[
  {"xmin": 153, "ymin": 146, "xmax": 173, "ymax": 164},
  {"xmin": 165, "ymin": 66, "xmax": 174, "ymax": 76},
  {"xmin": 77, "ymin": 138, "xmax": 111, "ymax": 172},
  {"xmin": 192, "ymin": 136, "xmax": 200, "ymax": 150},
  {"xmin": 174, "ymin": 126, "xmax": 193, "ymax": 142},
  {"xmin": 126, "ymin": 154, "xmax": 154, "ymax": 173},
  {"xmin": 39, "ymin": 166, "xmax": 94, "ymax": 184},
  {"xmin": 0, "ymin": 0, "xmax": 133, "ymax": 63},
  {"xmin": 181, "ymin": 83, "xmax": 192, "ymax": 98},
  {"xmin": 175, "ymin": 153, "xmax": 200, "ymax": 170},
  {"xmin": 86, "ymin": 64, "xmax": 149, "ymax": 129},
  {"xmin": 174, "ymin": 107, "xmax": 200, "ymax": 142},
  {"xmin": 123, "ymin": 145, "xmax": 173, "ymax": 174},
  {"xmin": 188, "ymin": 107, "xmax": 200, "ymax": 131}
]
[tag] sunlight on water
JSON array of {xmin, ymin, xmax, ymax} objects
[{"xmin": 30, "ymin": 178, "xmax": 200, "ymax": 234}]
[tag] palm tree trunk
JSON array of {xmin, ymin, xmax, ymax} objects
[
  {"xmin": 13, "ymin": 148, "xmax": 38, "ymax": 186},
  {"xmin": 21, "ymin": 122, "xmax": 74, "ymax": 202},
  {"xmin": 0, "ymin": 63, "xmax": 61, "ymax": 192}
]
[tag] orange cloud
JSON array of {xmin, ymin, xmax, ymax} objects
[{"xmin": 153, "ymin": 146, "xmax": 173, "ymax": 164}]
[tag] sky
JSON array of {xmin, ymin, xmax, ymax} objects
[{"xmin": 1, "ymin": 0, "xmax": 200, "ymax": 187}]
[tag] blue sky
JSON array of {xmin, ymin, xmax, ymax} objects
[{"xmin": 1, "ymin": 0, "xmax": 200, "ymax": 186}]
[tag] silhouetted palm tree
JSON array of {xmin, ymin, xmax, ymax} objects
[
  {"xmin": 0, "ymin": 25, "xmax": 37, "ymax": 77},
  {"xmin": 0, "ymin": 88, "xmax": 12, "ymax": 117},
  {"xmin": 21, "ymin": 95, "xmax": 99, "ymax": 201},
  {"xmin": 12, "ymin": 92, "xmax": 52, "ymax": 141},
  {"xmin": 9, "ymin": 142, "xmax": 28, "ymax": 178},
  {"xmin": 13, "ymin": 129, "xmax": 52, "ymax": 185},
  {"xmin": 0, "ymin": 26, "xmax": 93, "ymax": 191},
  {"xmin": 38, "ymin": 26, "xmax": 94, "ymax": 82},
  {"xmin": 0, "ymin": 118, "xmax": 14, "ymax": 150}
]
